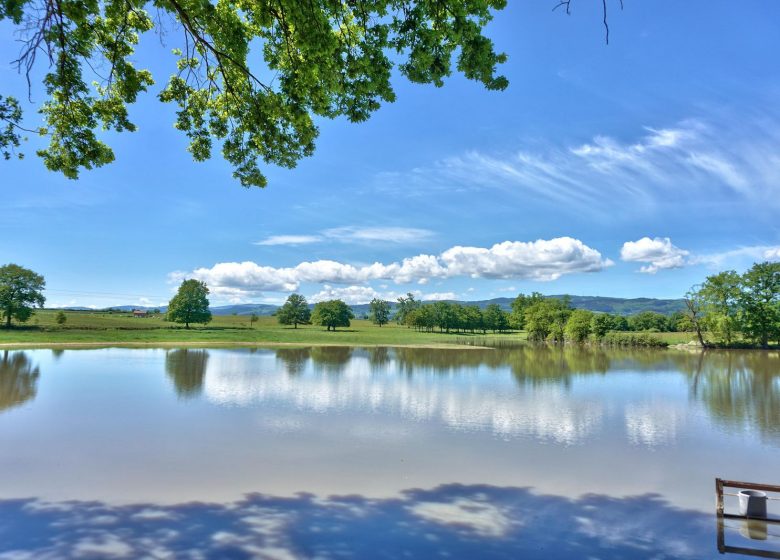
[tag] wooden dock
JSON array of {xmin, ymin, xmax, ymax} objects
[{"xmin": 716, "ymin": 478, "xmax": 780, "ymax": 558}]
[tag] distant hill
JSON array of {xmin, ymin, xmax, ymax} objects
[{"xmin": 49, "ymin": 295, "xmax": 686, "ymax": 317}]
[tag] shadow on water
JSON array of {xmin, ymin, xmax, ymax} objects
[
  {"xmin": 0, "ymin": 350, "xmax": 40, "ymax": 413},
  {"xmin": 165, "ymin": 349, "xmax": 210, "ymax": 399},
  {"xmin": 0, "ymin": 484, "xmax": 741, "ymax": 560}
]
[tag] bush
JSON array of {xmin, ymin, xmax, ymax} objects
[
  {"xmin": 601, "ymin": 332, "xmax": 668, "ymax": 348},
  {"xmin": 55, "ymin": 311, "xmax": 67, "ymax": 325}
]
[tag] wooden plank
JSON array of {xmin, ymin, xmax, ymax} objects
[
  {"xmin": 721, "ymin": 545, "xmax": 780, "ymax": 559},
  {"xmin": 722, "ymin": 513, "xmax": 780, "ymax": 524},
  {"xmin": 717, "ymin": 477, "xmax": 725, "ymax": 516},
  {"xmin": 720, "ymin": 479, "xmax": 780, "ymax": 494}
]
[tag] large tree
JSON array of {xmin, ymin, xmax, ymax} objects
[
  {"xmin": 368, "ymin": 298, "xmax": 390, "ymax": 327},
  {"xmin": 0, "ymin": 264, "xmax": 46, "ymax": 328},
  {"xmin": 739, "ymin": 262, "xmax": 780, "ymax": 348},
  {"xmin": 166, "ymin": 279, "xmax": 212, "ymax": 328},
  {"xmin": 698, "ymin": 270, "xmax": 742, "ymax": 345},
  {"xmin": 311, "ymin": 299, "xmax": 353, "ymax": 331},
  {"xmin": 395, "ymin": 292, "xmax": 420, "ymax": 326},
  {"xmin": 277, "ymin": 293, "xmax": 311, "ymax": 329},
  {"xmin": 0, "ymin": 0, "xmax": 509, "ymax": 186}
]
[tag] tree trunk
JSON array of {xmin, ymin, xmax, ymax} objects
[
  {"xmin": 4, "ymin": 312, "xmax": 10, "ymax": 328},
  {"xmin": 294, "ymin": 322, "xmax": 297, "ymax": 329}
]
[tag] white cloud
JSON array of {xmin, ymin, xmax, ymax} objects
[
  {"xmin": 692, "ymin": 244, "xmax": 780, "ymax": 268},
  {"xmin": 765, "ymin": 247, "xmax": 780, "ymax": 261},
  {"xmin": 620, "ymin": 237, "xmax": 689, "ymax": 274},
  {"xmin": 375, "ymin": 115, "xmax": 780, "ymax": 211},
  {"xmin": 254, "ymin": 226, "xmax": 434, "ymax": 246},
  {"xmin": 420, "ymin": 292, "xmax": 457, "ymax": 301},
  {"xmin": 175, "ymin": 237, "xmax": 611, "ymax": 300},
  {"xmin": 254, "ymin": 235, "xmax": 322, "ymax": 246},
  {"xmin": 323, "ymin": 226, "xmax": 433, "ymax": 243}
]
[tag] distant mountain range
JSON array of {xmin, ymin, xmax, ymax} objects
[{"xmin": 55, "ymin": 295, "xmax": 686, "ymax": 317}]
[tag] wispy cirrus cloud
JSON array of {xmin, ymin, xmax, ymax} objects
[
  {"xmin": 255, "ymin": 235, "xmax": 322, "ymax": 246},
  {"xmin": 374, "ymin": 114, "xmax": 780, "ymax": 210},
  {"xmin": 171, "ymin": 237, "xmax": 612, "ymax": 300},
  {"xmin": 255, "ymin": 226, "xmax": 434, "ymax": 246}
]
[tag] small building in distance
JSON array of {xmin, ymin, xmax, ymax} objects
[{"xmin": 132, "ymin": 309, "xmax": 148, "ymax": 318}]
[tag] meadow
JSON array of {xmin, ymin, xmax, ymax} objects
[{"xmin": 0, "ymin": 310, "xmax": 698, "ymax": 347}]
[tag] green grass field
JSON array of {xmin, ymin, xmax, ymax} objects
[
  {"xmin": 0, "ymin": 309, "xmax": 700, "ymax": 348},
  {"xmin": 0, "ymin": 310, "xmax": 519, "ymax": 347}
]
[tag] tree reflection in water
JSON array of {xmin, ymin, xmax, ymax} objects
[
  {"xmin": 165, "ymin": 349, "xmax": 210, "ymax": 398},
  {"xmin": 275, "ymin": 348, "xmax": 311, "ymax": 376},
  {"xmin": 0, "ymin": 350, "xmax": 40, "ymax": 413},
  {"xmin": 682, "ymin": 350, "xmax": 780, "ymax": 444},
  {"xmin": 282, "ymin": 346, "xmax": 780, "ymax": 443},
  {"xmin": 309, "ymin": 346, "xmax": 352, "ymax": 375}
]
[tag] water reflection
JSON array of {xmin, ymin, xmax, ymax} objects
[
  {"xmin": 165, "ymin": 349, "xmax": 209, "ymax": 398},
  {"xmin": 193, "ymin": 347, "xmax": 780, "ymax": 446},
  {"xmin": 0, "ymin": 350, "xmax": 40, "ymax": 413},
  {"xmin": 275, "ymin": 348, "xmax": 310, "ymax": 376},
  {"xmin": 0, "ymin": 484, "xmax": 734, "ymax": 560},
  {"xmin": 682, "ymin": 351, "xmax": 780, "ymax": 444}
]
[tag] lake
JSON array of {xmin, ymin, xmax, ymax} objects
[{"xmin": 1, "ymin": 346, "xmax": 779, "ymax": 559}]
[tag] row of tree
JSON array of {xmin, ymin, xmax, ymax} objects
[
  {"xmin": 3, "ymin": 261, "xmax": 778, "ymax": 347},
  {"xmin": 685, "ymin": 262, "xmax": 780, "ymax": 348}
]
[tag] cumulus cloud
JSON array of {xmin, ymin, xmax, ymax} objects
[
  {"xmin": 620, "ymin": 237, "xmax": 690, "ymax": 274},
  {"xmin": 173, "ymin": 237, "xmax": 611, "ymax": 300},
  {"xmin": 255, "ymin": 226, "xmax": 433, "ymax": 246}
]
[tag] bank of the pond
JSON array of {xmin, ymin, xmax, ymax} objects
[{"xmin": 0, "ymin": 311, "xmax": 702, "ymax": 348}]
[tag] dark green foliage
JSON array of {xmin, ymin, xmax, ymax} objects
[
  {"xmin": 590, "ymin": 313, "xmax": 611, "ymax": 339},
  {"xmin": 311, "ymin": 300, "xmax": 354, "ymax": 331},
  {"xmin": 0, "ymin": 264, "xmax": 46, "ymax": 328},
  {"xmin": 277, "ymin": 294, "xmax": 311, "ymax": 329},
  {"xmin": 565, "ymin": 309, "xmax": 593, "ymax": 343},
  {"xmin": 483, "ymin": 303, "xmax": 509, "ymax": 333},
  {"xmin": 3, "ymin": 0, "xmax": 508, "ymax": 186},
  {"xmin": 166, "ymin": 279, "xmax": 212, "ymax": 328},
  {"xmin": 0, "ymin": 95, "xmax": 24, "ymax": 160},
  {"xmin": 628, "ymin": 311, "xmax": 672, "ymax": 332},
  {"xmin": 395, "ymin": 293, "xmax": 420, "ymax": 326},
  {"xmin": 509, "ymin": 292, "xmax": 543, "ymax": 329},
  {"xmin": 368, "ymin": 299, "xmax": 390, "ymax": 327},
  {"xmin": 524, "ymin": 297, "xmax": 571, "ymax": 343},
  {"xmin": 55, "ymin": 311, "xmax": 67, "ymax": 325},
  {"xmin": 739, "ymin": 262, "xmax": 780, "ymax": 348}
]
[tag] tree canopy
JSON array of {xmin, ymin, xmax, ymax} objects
[
  {"xmin": 311, "ymin": 299, "xmax": 353, "ymax": 331},
  {"xmin": 276, "ymin": 293, "xmax": 311, "ymax": 328},
  {"xmin": 368, "ymin": 298, "xmax": 390, "ymax": 327},
  {"xmin": 0, "ymin": 264, "xmax": 46, "ymax": 328},
  {"xmin": 166, "ymin": 279, "xmax": 212, "ymax": 328},
  {"xmin": 0, "ymin": 0, "xmax": 509, "ymax": 186}
]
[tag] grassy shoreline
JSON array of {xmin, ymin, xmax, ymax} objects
[{"xmin": 0, "ymin": 309, "xmax": 705, "ymax": 349}]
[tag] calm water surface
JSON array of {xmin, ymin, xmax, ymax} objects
[{"xmin": 0, "ymin": 346, "xmax": 779, "ymax": 559}]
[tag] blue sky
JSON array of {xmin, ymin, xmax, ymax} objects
[{"xmin": 2, "ymin": 1, "xmax": 780, "ymax": 307}]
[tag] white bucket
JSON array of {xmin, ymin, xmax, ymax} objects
[{"xmin": 738, "ymin": 490, "xmax": 768, "ymax": 518}]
